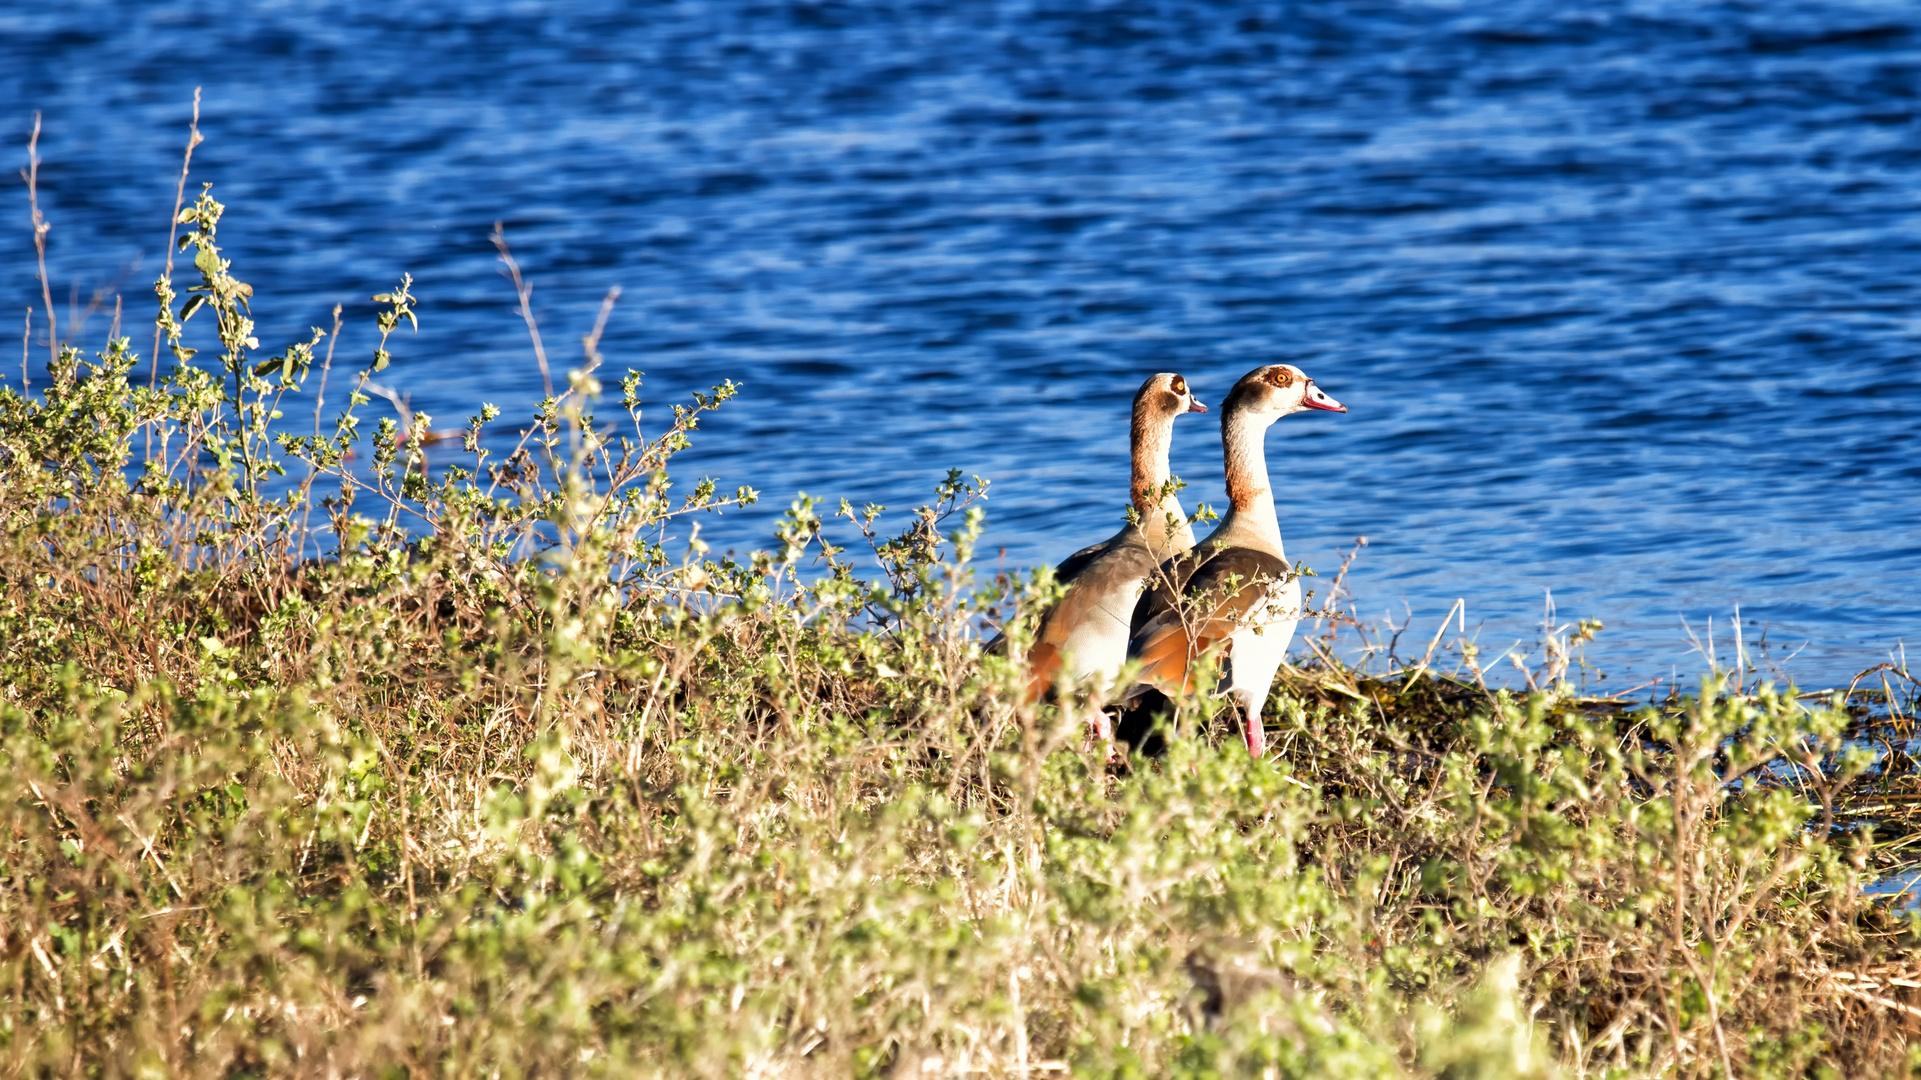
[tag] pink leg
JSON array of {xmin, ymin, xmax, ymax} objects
[
  {"xmin": 1086, "ymin": 707, "xmax": 1122, "ymax": 764},
  {"xmin": 1242, "ymin": 708, "xmax": 1265, "ymax": 757}
]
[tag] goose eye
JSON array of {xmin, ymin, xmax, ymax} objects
[
  {"xmin": 1170, "ymin": 376, "xmax": 1187, "ymax": 395},
  {"xmin": 1268, "ymin": 368, "xmax": 1294, "ymax": 388}
]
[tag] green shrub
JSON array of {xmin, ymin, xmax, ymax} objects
[{"xmin": 2, "ymin": 167, "xmax": 1917, "ymax": 1079}]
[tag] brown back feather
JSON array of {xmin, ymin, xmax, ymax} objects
[
  {"xmin": 1124, "ymin": 546, "xmax": 1292, "ymax": 698},
  {"xmin": 1024, "ymin": 541, "xmax": 1156, "ymax": 700}
]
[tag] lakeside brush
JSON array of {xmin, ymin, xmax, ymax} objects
[{"xmin": 4, "ymin": 128, "xmax": 1921, "ymax": 1079}]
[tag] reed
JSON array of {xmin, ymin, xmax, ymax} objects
[{"xmin": 3, "ymin": 144, "xmax": 1919, "ymax": 1079}]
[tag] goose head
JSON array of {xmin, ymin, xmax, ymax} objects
[
  {"xmin": 1220, "ymin": 363, "xmax": 1345, "ymax": 420},
  {"xmin": 1134, "ymin": 372, "xmax": 1209, "ymax": 419}
]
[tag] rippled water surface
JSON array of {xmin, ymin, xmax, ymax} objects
[{"xmin": 6, "ymin": 1, "xmax": 1919, "ymax": 685}]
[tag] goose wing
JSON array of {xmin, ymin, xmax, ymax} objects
[
  {"xmin": 984, "ymin": 534, "xmax": 1121, "ymax": 660},
  {"xmin": 1026, "ymin": 541, "xmax": 1156, "ymax": 696},
  {"xmin": 1124, "ymin": 547, "xmax": 1292, "ymax": 699},
  {"xmin": 1052, "ymin": 536, "xmax": 1116, "ymax": 588}
]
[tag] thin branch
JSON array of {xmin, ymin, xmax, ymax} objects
[
  {"xmin": 24, "ymin": 113, "xmax": 54, "ymax": 376},
  {"xmin": 582, "ymin": 285, "xmax": 621, "ymax": 369},
  {"xmin": 297, "ymin": 303, "xmax": 344, "ymax": 555},
  {"xmin": 151, "ymin": 87, "xmax": 203, "ymax": 389},
  {"xmin": 491, "ymin": 222, "xmax": 552, "ymax": 399}
]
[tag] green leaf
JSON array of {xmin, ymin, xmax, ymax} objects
[{"xmin": 179, "ymin": 295, "xmax": 207, "ymax": 322}]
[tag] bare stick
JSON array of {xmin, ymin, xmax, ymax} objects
[
  {"xmin": 66, "ymin": 261, "xmax": 137, "ymax": 347},
  {"xmin": 297, "ymin": 304, "xmax": 345, "ymax": 553},
  {"xmin": 363, "ymin": 381, "xmax": 414, "ymax": 435},
  {"xmin": 491, "ymin": 222, "xmax": 552, "ymax": 399},
  {"xmin": 18, "ymin": 306, "xmax": 28, "ymax": 391},
  {"xmin": 312, "ymin": 304, "xmax": 342, "ymax": 442},
  {"xmin": 25, "ymin": 114, "xmax": 54, "ymax": 374},
  {"xmin": 1400, "ymin": 597, "xmax": 1464, "ymax": 695},
  {"xmin": 582, "ymin": 285, "xmax": 621, "ymax": 370},
  {"xmin": 151, "ymin": 87, "xmax": 203, "ymax": 388}
]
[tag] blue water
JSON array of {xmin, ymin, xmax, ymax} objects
[{"xmin": 5, "ymin": 1, "xmax": 1919, "ymax": 687}]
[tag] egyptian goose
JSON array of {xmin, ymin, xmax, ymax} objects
[
  {"xmin": 1024, "ymin": 373, "xmax": 1207, "ymax": 722},
  {"xmin": 1118, "ymin": 364, "xmax": 1346, "ymax": 756}
]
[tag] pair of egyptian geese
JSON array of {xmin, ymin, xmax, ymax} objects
[{"xmin": 1020, "ymin": 364, "xmax": 1345, "ymax": 758}]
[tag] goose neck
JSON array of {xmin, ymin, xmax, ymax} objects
[
  {"xmin": 1221, "ymin": 409, "xmax": 1281, "ymax": 540},
  {"xmin": 1130, "ymin": 410, "xmax": 1193, "ymax": 553}
]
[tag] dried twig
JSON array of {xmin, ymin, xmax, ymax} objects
[
  {"xmin": 492, "ymin": 222, "xmax": 553, "ymax": 400},
  {"xmin": 24, "ymin": 113, "xmax": 54, "ymax": 381}
]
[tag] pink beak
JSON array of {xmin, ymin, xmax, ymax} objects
[
  {"xmin": 1187, "ymin": 399, "xmax": 1208, "ymax": 413},
  {"xmin": 1302, "ymin": 382, "xmax": 1346, "ymax": 413}
]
